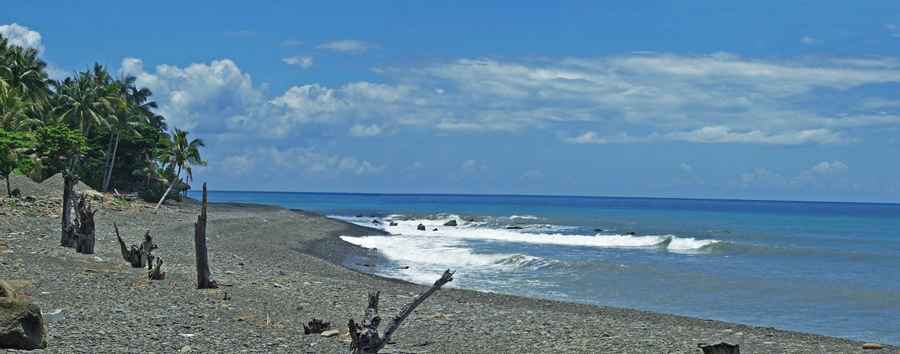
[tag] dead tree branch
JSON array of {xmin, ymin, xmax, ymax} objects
[{"xmin": 349, "ymin": 269, "xmax": 454, "ymax": 354}]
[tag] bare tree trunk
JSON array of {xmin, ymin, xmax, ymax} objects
[
  {"xmin": 74, "ymin": 195, "xmax": 97, "ymax": 254},
  {"xmin": 349, "ymin": 270, "xmax": 454, "ymax": 354},
  {"xmin": 115, "ymin": 223, "xmax": 157, "ymax": 268},
  {"xmin": 60, "ymin": 175, "xmax": 78, "ymax": 247},
  {"xmin": 194, "ymin": 183, "xmax": 216, "ymax": 289},
  {"xmin": 102, "ymin": 132, "xmax": 120, "ymax": 192},
  {"xmin": 5, "ymin": 175, "xmax": 10, "ymax": 198},
  {"xmin": 154, "ymin": 166, "xmax": 181, "ymax": 209}
]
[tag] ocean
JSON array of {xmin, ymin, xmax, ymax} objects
[{"xmin": 194, "ymin": 191, "xmax": 900, "ymax": 344}]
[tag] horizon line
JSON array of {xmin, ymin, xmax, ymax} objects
[{"xmin": 187, "ymin": 188, "xmax": 900, "ymax": 206}]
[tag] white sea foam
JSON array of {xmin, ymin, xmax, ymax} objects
[
  {"xmin": 509, "ymin": 214, "xmax": 540, "ymax": 220},
  {"xmin": 375, "ymin": 217, "xmax": 718, "ymax": 251}
]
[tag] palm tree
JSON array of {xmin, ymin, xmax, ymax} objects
[
  {"xmin": 53, "ymin": 65, "xmax": 119, "ymax": 137},
  {"xmin": 0, "ymin": 44, "xmax": 51, "ymax": 103},
  {"xmin": 155, "ymin": 128, "xmax": 206, "ymax": 208},
  {"xmin": 101, "ymin": 76, "xmax": 156, "ymax": 192}
]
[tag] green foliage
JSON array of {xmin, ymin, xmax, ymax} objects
[
  {"xmin": 0, "ymin": 34, "xmax": 206, "ymax": 195},
  {"xmin": 33, "ymin": 123, "xmax": 86, "ymax": 177},
  {"xmin": 0, "ymin": 129, "xmax": 35, "ymax": 177}
]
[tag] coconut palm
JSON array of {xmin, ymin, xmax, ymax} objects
[
  {"xmin": 53, "ymin": 65, "xmax": 119, "ymax": 137},
  {"xmin": 0, "ymin": 43, "xmax": 51, "ymax": 102},
  {"xmin": 155, "ymin": 128, "xmax": 206, "ymax": 208},
  {"xmin": 101, "ymin": 76, "xmax": 157, "ymax": 191}
]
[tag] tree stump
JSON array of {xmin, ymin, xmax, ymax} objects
[
  {"xmin": 699, "ymin": 342, "xmax": 740, "ymax": 354},
  {"xmin": 73, "ymin": 194, "xmax": 97, "ymax": 254},
  {"xmin": 303, "ymin": 318, "xmax": 331, "ymax": 334},
  {"xmin": 59, "ymin": 175, "xmax": 78, "ymax": 248},
  {"xmin": 194, "ymin": 183, "xmax": 216, "ymax": 289},
  {"xmin": 114, "ymin": 223, "xmax": 157, "ymax": 268},
  {"xmin": 349, "ymin": 270, "xmax": 454, "ymax": 354},
  {"xmin": 148, "ymin": 258, "xmax": 165, "ymax": 280}
]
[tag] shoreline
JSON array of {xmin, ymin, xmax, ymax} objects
[{"xmin": 2, "ymin": 198, "xmax": 894, "ymax": 353}]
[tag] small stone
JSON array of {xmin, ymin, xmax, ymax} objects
[
  {"xmin": 863, "ymin": 343, "xmax": 883, "ymax": 350},
  {"xmin": 180, "ymin": 345, "xmax": 192, "ymax": 352},
  {"xmin": 273, "ymin": 283, "xmax": 285, "ymax": 288},
  {"xmin": 320, "ymin": 329, "xmax": 341, "ymax": 337}
]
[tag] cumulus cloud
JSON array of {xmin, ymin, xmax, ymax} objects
[
  {"xmin": 119, "ymin": 52, "xmax": 900, "ymax": 146},
  {"xmin": 811, "ymin": 161, "xmax": 848, "ymax": 174},
  {"xmin": 317, "ymin": 40, "xmax": 378, "ymax": 54},
  {"xmin": 349, "ymin": 123, "xmax": 382, "ymax": 137},
  {"xmin": 282, "ymin": 56, "xmax": 313, "ymax": 69},
  {"xmin": 0, "ymin": 23, "xmax": 43, "ymax": 52},
  {"xmin": 119, "ymin": 57, "xmax": 264, "ymax": 132}
]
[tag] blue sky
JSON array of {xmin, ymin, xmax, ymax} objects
[{"xmin": 5, "ymin": 1, "xmax": 900, "ymax": 202}]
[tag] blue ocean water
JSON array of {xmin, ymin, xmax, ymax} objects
[{"xmin": 195, "ymin": 191, "xmax": 900, "ymax": 344}]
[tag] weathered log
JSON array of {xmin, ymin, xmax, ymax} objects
[
  {"xmin": 194, "ymin": 183, "xmax": 216, "ymax": 289},
  {"xmin": 148, "ymin": 258, "xmax": 165, "ymax": 280},
  {"xmin": 699, "ymin": 342, "xmax": 740, "ymax": 354},
  {"xmin": 73, "ymin": 194, "xmax": 97, "ymax": 254},
  {"xmin": 303, "ymin": 318, "xmax": 332, "ymax": 334},
  {"xmin": 349, "ymin": 269, "xmax": 454, "ymax": 354},
  {"xmin": 114, "ymin": 223, "xmax": 157, "ymax": 268},
  {"xmin": 59, "ymin": 175, "xmax": 78, "ymax": 248}
]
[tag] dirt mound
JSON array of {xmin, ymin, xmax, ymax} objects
[{"xmin": 1, "ymin": 174, "xmax": 96, "ymax": 198}]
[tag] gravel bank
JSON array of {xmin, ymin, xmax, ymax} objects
[{"xmin": 1, "ymin": 199, "xmax": 895, "ymax": 353}]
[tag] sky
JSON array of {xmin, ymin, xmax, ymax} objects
[{"xmin": 5, "ymin": 1, "xmax": 900, "ymax": 202}]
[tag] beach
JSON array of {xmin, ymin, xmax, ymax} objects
[{"xmin": 1, "ymin": 190, "xmax": 894, "ymax": 353}]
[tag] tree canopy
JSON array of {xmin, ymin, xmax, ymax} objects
[{"xmin": 0, "ymin": 34, "xmax": 204, "ymax": 203}]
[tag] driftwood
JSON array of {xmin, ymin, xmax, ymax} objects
[
  {"xmin": 699, "ymin": 342, "xmax": 740, "ymax": 354},
  {"xmin": 349, "ymin": 269, "xmax": 454, "ymax": 354},
  {"xmin": 73, "ymin": 194, "xmax": 97, "ymax": 254},
  {"xmin": 194, "ymin": 183, "xmax": 216, "ymax": 289},
  {"xmin": 60, "ymin": 175, "xmax": 78, "ymax": 247},
  {"xmin": 148, "ymin": 257, "xmax": 165, "ymax": 280},
  {"xmin": 114, "ymin": 223, "xmax": 157, "ymax": 268},
  {"xmin": 303, "ymin": 318, "xmax": 332, "ymax": 334}
]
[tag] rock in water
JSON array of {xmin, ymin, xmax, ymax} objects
[
  {"xmin": 443, "ymin": 220, "xmax": 458, "ymax": 227},
  {"xmin": 863, "ymin": 343, "xmax": 883, "ymax": 350},
  {"xmin": 417, "ymin": 224, "xmax": 426, "ymax": 231},
  {"xmin": 0, "ymin": 299, "xmax": 48, "ymax": 349}
]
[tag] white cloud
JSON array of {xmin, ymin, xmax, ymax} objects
[
  {"xmin": 0, "ymin": 23, "xmax": 43, "ymax": 52},
  {"xmin": 317, "ymin": 40, "xmax": 378, "ymax": 54},
  {"xmin": 266, "ymin": 147, "xmax": 383, "ymax": 175},
  {"xmin": 119, "ymin": 52, "xmax": 900, "ymax": 146},
  {"xmin": 811, "ymin": 161, "xmax": 848, "ymax": 174},
  {"xmin": 679, "ymin": 163, "xmax": 693, "ymax": 173},
  {"xmin": 221, "ymin": 154, "xmax": 256, "ymax": 175},
  {"xmin": 665, "ymin": 126, "xmax": 846, "ymax": 145},
  {"xmin": 460, "ymin": 159, "xmax": 487, "ymax": 174},
  {"xmin": 120, "ymin": 57, "xmax": 264, "ymax": 132},
  {"xmin": 349, "ymin": 123, "xmax": 382, "ymax": 137},
  {"xmin": 801, "ymin": 36, "xmax": 823, "ymax": 45},
  {"xmin": 282, "ymin": 56, "xmax": 313, "ymax": 69}
]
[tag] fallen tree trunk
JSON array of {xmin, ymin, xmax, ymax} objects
[
  {"xmin": 349, "ymin": 269, "xmax": 454, "ymax": 354},
  {"xmin": 194, "ymin": 183, "xmax": 216, "ymax": 289},
  {"xmin": 73, "ymin": 194, "xmax": 97, "ymax": 254},
  {"xmin": 114, "ymin": 223, "xmax": 157, "ymax": 268}
]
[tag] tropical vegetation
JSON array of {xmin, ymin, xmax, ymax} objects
[{"xmin": 0, "ymin": 34, "xmax": 205, "ymax": 205}]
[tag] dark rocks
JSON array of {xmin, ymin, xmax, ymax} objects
[
  {"xmin": 443, "ymin": 220, "xmax": 458, "ymax": 227},
  {"xmin": 388, "ymin": 221, "xmax": 398, "ymax": 226},
  {"xmin": 432, "ymin": 228, "xmax": 439, "ymax": 231},
  {"xmin": 371, "ymin": 219, "xmax": 382, "ymax": 225},
  {"xmin": 506, "ymin": 226, "xmax": 523, "ymax": 230},
  {"xmin": 417, "ymin": 224, "xmax": 426, "ymax": 231},
  {"xmin": 0, "ymin": 281, "xmax": 48, "ymax": 350}
]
